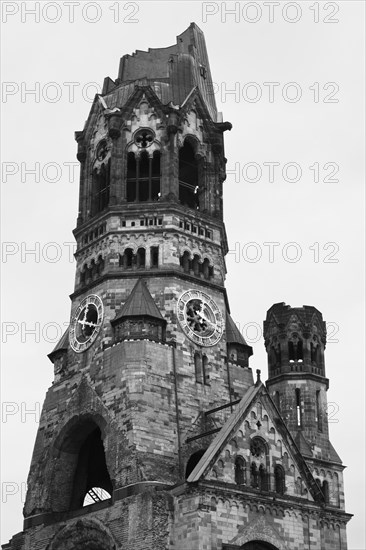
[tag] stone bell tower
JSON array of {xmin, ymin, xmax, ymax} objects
[
  {"xmin": 3, "ymin": 23, "xmax": 254, "ymax": 550},
  {"xmin": 264, "ymin": 303, "xmax": 347, "ymax": 509},
  {"xmin": 3, "ymin": 24, "xmax": 351, "ymax": 550}
]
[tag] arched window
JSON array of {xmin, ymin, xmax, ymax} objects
[
  {"xmin": 70, "ymin": 426, "xmax": 113, "ymax": 509},
  {"xmin": 185, "ymin": 449, "xmax": 206, "ymax": 479},
  {"xmin": 297, "ymin": 339, "xmax": 303, "ymax": 361},
  {"xmin": 179, "ymin": 140, "xmax": 200, "ymax": 209},
  {"xmin": 311, "ymin": 341, "xmax": 318, "ymax": 363},
  {"xmin": 126, "ymin": 151, "xmax": 161, "ymax": 203},
  {"xmin": 192, "ymin": 254, "xmax": 200, "ymax": 276},
  {"xmin": 151, "ymin": 151, "xmax": 161, "ymax": 201},
  {"xmin": 288, "ymin": 341, "xmax": 295, "ymax": 361},
  {"xmin": 95, "ymin": 255, "xmax": 105, "ymax": 277},
  {"xmin": 250, "ymin": 463, "xmax": 258, "ymax": 488},
  {"xmin": 202, "ymin": 355, "xmax": 209, "ymax": 385},
  {"xmin": 322, "ymin": 480, "xmax": 330, "ymax": 504},
  {"xmin": 235, "ymin": 457, "xmax": 246, "ymax": 485},
  {"xmin": 91, "ymin": 160, "xmax": 110, "ymax": 216},
  {"xmin": 259, "ymin": 464, "xmax": 267, "ymax": 491},
  {"xmin": 274, "ymin": 464, "xmax": 285, "ymax": 494},
  {"xmin": 85, "ymin": 265, "xmax": 92, "ymax": 284},
  {"xmin": 202, "ymin": 258, "xmax": 211, "ymax": 279},
  {"xmin": 138, "ymin": 150, "xmax": 149, "ymax": 202},
  {"xmin": 194, "ymin": 352, "xmax": 202, "ymax": 383},
  {"xmin": 51, "ymin": 418, "xmax": 113, "ymax": 513},
  {"xmin": 80, "ymin": 266, "xmax": 86, "ymax": 286},
  {"xmin": 136, "ymin": 248, "xmax": 146, "ymax": 268},
  {"xmin": 90, "ymin": 259, "xmax": 97, "ymax": 279},
  {"xmin": 180, "ymin": 251, "xmax": 191, "ymax": 273},
  {"xmin": 150, "ymin": 246, "xmax": 159, "ymax": 268},
  {"xmin": 289, "ymin": 338, "xmax": 303, "ymax": 361},
  {"xmin": 126, "ymin": 152, "xmax": 137, "ymax": 202},
  {"xmin": 120, "ymin": 248, "xmax": 134, "ymax": 269}
]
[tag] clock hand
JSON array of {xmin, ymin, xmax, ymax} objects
[
  {"xmin": 198, "ymin": 310, "xmax": 215, "ymax": 326},
  {"xmin": 78, "ymin": 304, "xmax": 89, "ymax": 327}
]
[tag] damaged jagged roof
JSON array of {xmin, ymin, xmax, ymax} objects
[{"xmin": 102, "ymin": 22, "xmax": 218, "ymax": 122}]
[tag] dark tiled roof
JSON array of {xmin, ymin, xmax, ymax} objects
[
  {"xmin": 226, "ymin": 312, "xmax": 248, "ymax": 346},
  {"xmin": 328, "ymin": 441, "xmax": 342, "ymax": 464},
  {"xmin": 113, "ymin": 279, "xmax": 164, "ymax": 322},
  {"xmin": 48, "ymin": 328, "xmax": 69, "ymax": 361}
]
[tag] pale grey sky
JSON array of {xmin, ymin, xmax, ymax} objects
[{"xmin": 1, "ymin": 2, "xmax": 365, "ymax": 547}]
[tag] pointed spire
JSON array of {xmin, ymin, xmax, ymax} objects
[
  {"xmin": 47, "ymin": 329, "xmax": 69, "ymax": 363},
  {"xmin": 113, "ymin": 279, "xmax": 164, "ymax": 322},
  {"xmin": 226, "ymin": 313, "xmax": 248, "ymax": 346}
]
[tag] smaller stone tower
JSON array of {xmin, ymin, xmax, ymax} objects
[{"xmin": 264, "ymin": 302, "xmax": 346, "ymax": 509}]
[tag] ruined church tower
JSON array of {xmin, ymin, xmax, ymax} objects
[{"xmin": 3, "ymin": 23, "xmax": 351, "ymax": 550}]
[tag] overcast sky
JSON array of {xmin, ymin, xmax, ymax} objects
[{"xmin": 1, "ymin": 1, "xmax": 365, "ymax": 547}]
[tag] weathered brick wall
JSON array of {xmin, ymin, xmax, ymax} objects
[{"xmin": 171, "ymin": 489, "xmax": 348, "ymax": 550}]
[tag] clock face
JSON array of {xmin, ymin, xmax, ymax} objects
[
  {"xmin": 69, "ymin": 294, "xmax": 104, "ymax": 353},
  {"xmin": 177, "ymin": 289, "xmax": 224, "ymax": 347}
]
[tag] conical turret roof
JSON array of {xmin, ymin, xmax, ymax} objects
[{"xmin": 113, "ymin": 279, "xmax": 164, "ymax": 323}]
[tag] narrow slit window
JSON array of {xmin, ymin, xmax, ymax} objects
[
  {"xmin": 295, "ymin": 388, "xmax": 302, "ymax": 427},
  {"xmin": 194, "ymin": 352, "xmax": 202, "ymax": 383},
  {"xmin": 316, "ymin": 390, "xmax": 323, "ymax": 432},
  {"xmin": 202, "ymin": 355, "xmax": 209, "ymax": 385}
]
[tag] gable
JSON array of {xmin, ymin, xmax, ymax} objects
[{"xmin": 188, "ymin": 384, "xmax": 322, "ymax": 502}]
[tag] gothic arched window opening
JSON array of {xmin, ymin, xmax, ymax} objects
[
  {"xmin": 126, "ymin": 150, "xmax": 161, "ymax": 203},
  {"xmin": 259, "ymin": 464, "xmax": 268, "ymax": 491},
  {"xmin": 192, "ymin": 254, "xmax": 200, "ymax": 276},
  {"xmin": 289, "ymin": 337, "xmax": 303, "ymax": 362},
  {"xmin": 70, "ymin": 426, "xmax": 113, "ymax": 510},
  {"xmin": 235, "ymin": 456, "xmax": 246, "ymax": 485},
  {"xmin": 136, "ymin": 248, "xmax": 146, "ymax": 268},
  {"xmin": 51, "ymin": 419, "xmax": 113, "ymax": 513},
  {"xmin": 250, "ymin": 462, "xmax": 258, "ymax": 488},
  {"xmin": 91, "ymin": 160, "xmax": 110, "ymax": 216},
  {"xmin": 274, "ymin": 464, "xmax": 286, "ymax": 495},
  {"xmin": 95, "ymin": 255, "xmax": 105, "ymax": 277},
  {"xmin": 180, "ymin": 251, "xmax": 191, "ymax": 273},
  {"xmin": 311, "ymin": 339, "xmax": 319, "ymax": 364},
  {"xmin": 322, "ymin": 480, "xmax": 330, "ymax": 504},
  {"xmin": 185, "ymin": 449, "xmax": 206, "ymax": 479},
  {"xmin": 150, "ymin": 246, "xmax": 159, "ymax": 268},
  {"xmin": 179, "ymin": 140, "xmax": 200, "ymax": 209},
  {"xmin": 120, "ymin": 248, "xmax": 134, "ymax": 269}
]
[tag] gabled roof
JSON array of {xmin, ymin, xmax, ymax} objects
[
  {"xmin": 112, "ymin": 279, "xmax": 165, "ymax": 323},
  {"xmin": 187, "ymin": 384, "xmax": 260, "ymax": 482},
  {"xmin": 226, "ymin": 312, "xmax": 249, "ymax": 346},
  {"xmin": 48, "ymin": 329, "xmax": 69, "ymax": 362},
  {"xmin": 187, "ymin": 383, "xmax": 324, "ymax": 502}
]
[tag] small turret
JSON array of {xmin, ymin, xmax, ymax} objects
[{"xmin": 263, "ymin": 302, "xmax": 327, "ymax": 380}]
